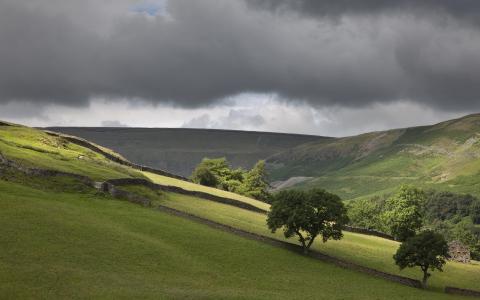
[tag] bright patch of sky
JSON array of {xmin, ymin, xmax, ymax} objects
[
  {"xmin": 0, "ymin": 93, "xmax": 467, "ymax": 137},
  {"xmin": 129, "ymin": 0, "xmax": 168, "ymax": 16}
]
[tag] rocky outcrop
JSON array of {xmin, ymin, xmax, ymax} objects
[{"xmin": 448, "ymin": 240, "xmax": 471, "ymax": 263}]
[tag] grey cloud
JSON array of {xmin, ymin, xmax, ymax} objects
[
  {"xmin": 101, "ymin": 120, "xmax": 128, "ymax": 127},
  {"xmin": 182, "ymin": 109, "xmax": 265, "ymax": 130},
  {"xmin": 1, "ymin": 0, "xmax": 480, "ymax": 112},
  {"xmin": 182, "ymin": 114, "xmax": 211, "ymax": 128},
  {"xmin": 247, "ymin": 0, "xmax": 480, "ymax": 26}
]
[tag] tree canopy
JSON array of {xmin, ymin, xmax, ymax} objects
[
  {"xmin": 393, "ymin": 230, "xmax": 449, "ymax": 288},
  {"xmin": 381, "ymin": 185, "xmax": 425, "ymax": 241},
  {"xmin": 238, "ymin": 160, "xmax": 271, "ymax": 202},
  {"xmin": 191, "ymin": 157, "xmax": 271, "ymax": 202},
  {"xmin": 267, "ymin": 189, "xmax": 348, "ymax": 253},
  {"xmin": 347, "ymin": 187, "xmax": 480, "ymax": 259}
]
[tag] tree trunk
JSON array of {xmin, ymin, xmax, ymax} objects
[
  {"xmin": 422, "ymin": 268, "xmax": 430, "ymax": 289},
  {"xmin": 306, "ymin": 235, "xmax": 316, "ymax": 251},
  {"xmin": 295, "ymin": 231, "xmax": 308, "ymax": 254}
]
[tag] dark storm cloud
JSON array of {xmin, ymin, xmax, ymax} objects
[
  {"xmin": 248, "ymin": 0, "xmax": 480, "ymax": 25},
  {"xmin": 1, "ymin": 0, "xmax": 480, "ymax": 111}
]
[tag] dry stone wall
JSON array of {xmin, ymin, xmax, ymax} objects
[
  {"xmin": 0, "ymin": 153, "xmax": 444, "ymax": 292},
  {"xmin": 45, "ymin": 131, "xmax": 189, "ymax": 181},
  {"xmin": 156, "ymin": 205, "xmax": 423, "ymax": 289},
  {"xmin": 343, "ymin": 225, "xmax": 395, "ymax": 240},
  {"xmin": 445, "ymin": 287, "xmax": 480, "ymax": 297},
  {"xmin": 105, "ymin": 178, "xmax": 267, "ymax": 214}
]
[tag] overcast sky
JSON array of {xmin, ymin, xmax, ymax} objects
[{"xmin": 0, "ymin": 0, "xmax": 479, "ymax": 136}]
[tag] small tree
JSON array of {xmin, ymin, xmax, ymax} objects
[
  {"xmin": 267, "ymin": 189, "xmax": 348, "ymax": 254},
  {"xmin": 239, "ymin": 160, "xmax": 271, "ymax": 202},
  {"xmin": 382, "ymin": 185, "xmax": 425, "ymax": 241},
  {"xmin": 393, "ymin": 231, "xmax": 450, "ymax": 288}
]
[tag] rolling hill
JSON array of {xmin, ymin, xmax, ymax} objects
[
  {"xmin": 2, "ymin": 121, "xmax": 479, "ymax": 298},
  {"xmin": 49, "ymin": 113, "xmax": 480, "ymax": 201},
  {"xmin": 1, "ymin": 175, "xmax": 464, "ymax": 299},
  {"xmin": 267, "ymin": 113, "xmax": 480, "ymax": 200},
  {"xmin": 46, "ymin": 127, "xmax": 326, "ymax": 177}
]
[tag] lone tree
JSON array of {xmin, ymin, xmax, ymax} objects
[
  {"xmin": 382, "ymin": 185, "xmax": 425, "ymax": 241},
  {"xmin": 393, "ymin": 230, "xmax": 450, "ymax": 288},
  {"xmin": 267, "ymin": 189, "xmax": 348, "ymax": 254}
]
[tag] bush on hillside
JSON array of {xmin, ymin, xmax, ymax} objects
[
  {"xmin": 191, "ymin": 157, "xmax": 271, "ymax": 202},
  {"xmin": 237, "ymin": 160, "xmax": 271, "ymax": 203},
  {"xmin": 190, "ymin": 165, "xmax": 218, "ymax": 187}
]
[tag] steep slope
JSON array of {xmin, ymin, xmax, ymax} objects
[
  {"xmin": 268, "ymin": 113, "xmax": 480, "ymax": 199},
  {"xmin": 1, "ymin": 177, "xmax": 464, "ymax": 299},
  {"xmin": 117, "ymin": 184, "xmax": 480, "ymax": 293},
  {"xmin": 1, "ymin": 122, "xmax": 468, "ymax": 299},
  {"xmin": 46, "ymin": 127, "xmax": 327, "ymax": 176},
  {"xmin": 0, "ymin": 123, "xmax": 268, "ymax": 211}
]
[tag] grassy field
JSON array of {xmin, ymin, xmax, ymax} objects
[
  {"xmin": 0, "ymin": 178, "xmax": 463, "ymax": 299},
  {"xmin": 1, "ymin": 121, "xmax": 479, "ymax": 298},
  {"xmin": 0, "ymin": 125, "xmax": 143, "ymax": 180},
  {"xmin": 128, "ymin": 188, "xmax": 480, "ymax": 293},
  {"xmin": 142, "ymin": 171, "xmax": 270, "ymax": 211},
  {"xmin": 0, "ymin": 123, "xmax": 269, "ymax": 211}
]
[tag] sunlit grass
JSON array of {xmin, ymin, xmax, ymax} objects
[
  {"xmin": 150, "ymin": 190, "xmax": 480, "ymax": 293},
  {"xmin": 142, "ymin": 171, "xmax": 270, "ymax": 211},
  {"xmin": 0, "ymin": 126, "xmax": 143, "ymax": 180},
  {"xmin": 0, "ymin": 179, "xmax": 459, "ymax": 299}
]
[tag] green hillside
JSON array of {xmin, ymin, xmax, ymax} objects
[
  {"xmin": 2, "ymin": 176, "xmax": 464, "ymax": 299},
  {"xmin": 1, "ymin": 122, "xmax": 468, "ymax": 299},
  {"xmin": 117, "ymin": 185, "xmax": 480, "ymax": 294},
  {"xmin": 0, "ymin": 123, "xmax": 267, "ymax": 211},
  {"xmin": 3, "ymin": 121, "xmax": 480, "ymax": 298},
  {"xmin": 49, "ymin": 114, "xmax": 480, "ymax": 201},
  {"xmin": 268, "ymin": 113, "xmax": 480, "ymax": 200},
  {"xmin": 47, "ymin": 127, "xmax": 326, "ymax": 177}
]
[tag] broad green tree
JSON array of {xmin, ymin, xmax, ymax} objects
[
  {"xmin": 382, "ymin": 185, "xmax": 425, "ymax": 241},
  {"xmin": 267, "ymin": 189, "xmax": 348, "ymax": 253},
  {"xmin": 393, "ymin": 231, "xmax": 450, "ymax": 288},
  {"xmin": 347, "ymin": 198, "xmax": 382, "ymax": 230}
]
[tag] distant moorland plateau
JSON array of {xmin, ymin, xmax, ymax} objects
[{"xmin": 49, "ymin": 113, "xmax": 480, "ymax": 200}]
